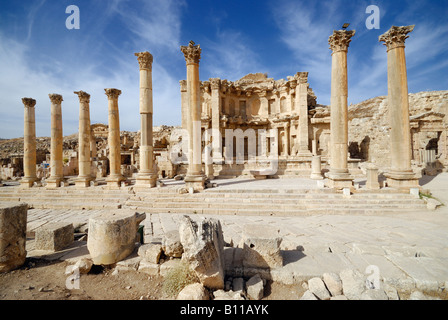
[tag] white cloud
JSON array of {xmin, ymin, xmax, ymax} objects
[{"xmin": 0, "ymin": 0, "xmax": 185, "ymax": 139}]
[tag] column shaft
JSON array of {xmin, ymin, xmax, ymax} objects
[
  {"xmin": 327, "ymin": 29, "xmax": 355, "ymax": 189},
  {"xmin": 181, "ymin": 41, "xmax": 205, "ymax": 191},
  {"xmin": 135, "ymin": 51, "xmax": 157, "ymax": 187},
  {"xmin": 46, "ymin": 94, "xmax": 64, "ymax": 188},
  {"xmin": 21, "ymin": 98, "xmax": 37, "ymax": 187},
  {"xmin": 379, "ymin": 25, "xmax": 419, "ymax": 190},
  {"xmin": 105, "ymin": 88, "xmax": 125, "ymax": 187},
  {"xmin": 75, "ymin": 91, "xmax": 93, "ymax": 187}
]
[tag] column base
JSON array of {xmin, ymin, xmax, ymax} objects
[
  {"xmin": 327, "ymin": 169, "xmax": 353, "ymax": 190},
  {"xmin": 310, "ymin": 173, "xmax": 324, "ymax": 180},
  {"xmin": 106, "ymin": 175, "xmax": 126, "ymax": 188},
  {"xmin": 184, "ymin": 174, "xmax": 206, "ymax": 192},
  {"xmin": 45, "ymin": 177, "xmax": 64, "ymax": 188},
  {"xmin": 20, "ymin": 177, "xmax": 38, "ymax": 188},
  {"xmin": 135, "ymin": 172, "xmax": 157, "ymax": 188},
  {"xmin": 75, "ymin": 176, "xmax": 94, "ymax": 188},
  {"xmin": 385, "ymin": 171, "xmax": 420, "ymax": 190}
]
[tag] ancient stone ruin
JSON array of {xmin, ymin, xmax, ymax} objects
[{"xmin": 0, "ymin": 25, "xmax": 447, "ymax": 301}]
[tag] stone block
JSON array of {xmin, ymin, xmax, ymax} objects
[
  {"xmin": 308, "ymin": 277, "xmax": 331, "ymax": 300},
  {"xmin": 177, "ymin": 283, "xmax": 209, "ymax": 300},
  {"xmin": 35, "ymin": 222, "xmax": 74, "ymax": 252},
  {"xmin": 87, "ymin": 210, "xmax": 145, "ymax": 265},
  {"xmin": 138, "ymin": 243, "xmax": 163, "ymax": 264},
  {"xmin": 162, "ymin": 230, "xmax": 183, "ymax": 258},
  {"xmin": 246, "ymin": 274, "xmax": 264, "ymax": 300},
  {"xmin": 0, "ymin": 203, "xmax": 28, "ymax": 272},
  {"xmin": 179, "ymin": 215, "xmax": 225, "ymax": 290},
  {"xmin": 239, "ymin": 224, "xmax": 283, "ymax": 269},
  {"xmin": 323, "ymin": 272, "xmax": 343, "ymax": 297}
]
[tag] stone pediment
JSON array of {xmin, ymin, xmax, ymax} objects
[{"xmin": 410, "ymin": 111, "xmax": 445, "ymax": 122}]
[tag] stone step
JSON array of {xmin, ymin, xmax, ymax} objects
[
  {"xmin": 128, "ymin": 194, "xmax": 423, "ymax": 205},
  {"xmin": 123, "ymin": 206, "xmax": 420, "ymax": 216},
  {"xmin": 124, "ymin": 199, "xmax": 426, "ymax": 210}
]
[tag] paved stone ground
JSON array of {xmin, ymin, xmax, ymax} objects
[{"xmin": 20, "ymin": 173, "xmax": 448, "ymax": 295}]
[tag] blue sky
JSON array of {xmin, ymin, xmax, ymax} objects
[{"xmin": 0, "ymin": 0, "xmax": 447, "ymax": 139}]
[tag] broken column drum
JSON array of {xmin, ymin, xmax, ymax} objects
[
  {"xmin": 379, "ymin": 25, "xmax": 420, "ymax": 190},
  {"xmin": 87, "ymin": 210, "xmax": 146, "ymax": 265},
  {"xmin": 135, "ymin": 51, "xmax": 157, "ymax": 187},
  {"xmin": 46, "ymin": 94, "xmax": 64, "ymax": 188},
  {"xmin": 21, "ymin": 98, "xmax": 38, "ymax": 187},
  {"xmin": 0, "ymin": 203, "xmax": 28, "ymax": 272}
]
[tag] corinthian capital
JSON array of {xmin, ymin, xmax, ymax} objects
[
  {"xmin": 74, "ymin": 91, "xmax": 91, "ymax": 103},
  {"xmin": 135, "ymin": 51, "xmax": 153, "ymax": 70},
  {"xmin": 379, "ymin": 25, "xmax": 415, "ymax": 51},
  {"xmin": 209, "ymin": 78, "xmax": 221, "ymax": 90},
  {"xmin": 48, "ymin": 94, "xmax": 63, "ymax": 104},
  {"xmin": 180, "ymin": 40, "xmax": 201, "ymax": 65},
  {"xmin": 104, "ymin": 88, "xmax": 122, "ymax": 100},
  {"xmin": 22, "ymin": 98, "xmax": 36, "ymax": 108},
  {"xmin": 295, "ymin": 72, "xmax": 309, "ymax": 84},
  {"xmin": 328, "ymin": 30, "xmax": 356, "ymax": 53},
  {"xmin": 179, "ymin": 80, "xmax": 187, "ymax": 92}
]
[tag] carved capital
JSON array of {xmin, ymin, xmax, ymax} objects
[
  {"xmin": 328, "ymin": 30, "xmax": 356, "ymax": 53},
  {"xmin": 74, "ymin": 91, "xmax": 90, "ymax": 103},
  {"xmin": 180, "ymin": 40, "xmax": 201, "ymax": 65},
  {"xmin": 135, "ymin": 51, "xmax": 153, "ymax": 70},
  {"xmin": 179, "ymin": 80, "xmax": 187, "ymax": 92},
  {"xmin": 22, "ymin": 97, "xmax": 36, "ymax": 108},
  {"xmin": 296, "ymin": 72, "xmax": 309, "ymax": 84},
  {"xmin": 379, "ymin": 25, "xmax": 415, "ymax": 51},
  {"xmin": 209, "ymin": 78, "xmax": 221, "ymax": 90},
  {"xmin": 48, "ymin": 93, "xmax": 63, "ymax": 104},
  {"xmin": 104, "ymin": 88, "xmax": 122, "ymax": 100}
]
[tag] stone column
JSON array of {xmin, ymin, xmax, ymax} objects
[
  {"xmin": 327, "ymin": 29, "xmax": 356, "ymax": 190},
  {"xmin": 74, "ymin": 91, "xmax": 93, "ymax": 187},
  {"xmin": 21, "ymin": 98, "xmax": 38, "ymax": 188},
  {"xmin": 181, "ymin": 41, "xmax": 205, "ymax": 191},
  {"xmin": 46, "ymin": 94, "xmax": 64, "ymax": 188},
  {"xmin": 180, "ymin": 80, "xmax": 188, "ymax": 130},
  {"xmin": 135, "ymin": 51, "xmax": 157, "ymax": 187},
  {"xmin": 210, "ymin": 78, "xmax": 223, "ymax": 164},
  {"xmin": 105, "ymin": 88, "xmax": 125, "ymax": 187},
  {"xmin": 310, "ymin": 155, "xmax": 324, "ymax": 180},
  {"xmin": 366, "ymin": 163, "xmax": 380, "ymax": 190},
  {"xmin": 90, "ymin": 128, "xmax": 97, "ymax": 159},
  {"xmin": 379, "ymin": 25, "xmax": 419, "ymax": 190},
  {"xmin": 296, "ymin": 72, "xmax": 312, "ymax": 157}
]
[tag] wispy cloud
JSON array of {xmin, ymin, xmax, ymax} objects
[
  {"xmin": 202, "ymin": 29, "xmax": 262, "ymax": 81},
  {"xmin": 0, "ymin": 0, "xmax": 186, "ymax": 139}
]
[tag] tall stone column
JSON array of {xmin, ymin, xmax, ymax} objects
[
  {"xmin": 105, "ymin": 88, "xmax": 125, "ymax": 187},
  {"xmin": 210, "ymin": 78, "xmax": 222, "ymax": 165},
  {"xmin": 135, "ymin": 51, "xmax": 157, "ymax": 187},
  {"xmin": 46, "ymin": 94, "xmax": 64, "ymax": 188},
  {"xmin": 296, "ymin": 72, "xmax": 312, "ymax": 157},
  {"xmin": 74, "ymin": 91, "xmax": 93, "ymax": 187},
  {"xmin": 181, "ymin": 41, "xmax": 205, "ymax": 191},
  {"xmin": 327, "ymin": 29, "xmax": 355, "ymax": 190},
  {"xmin": 21, "ymin": 98, "xmax": 38, "ymax": 188},
  {"xmin": 379, "ymin": 25, "xmax": 419, "ymax": 190}
]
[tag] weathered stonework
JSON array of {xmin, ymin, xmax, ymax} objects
[{"xmin": 0, "ymin": 203, "xmax": 28, "ymax": 272}]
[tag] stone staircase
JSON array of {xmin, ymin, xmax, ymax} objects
[
  {"xmin": 125, "ymin": 188, "xmax": 427, "ymax": 216},
  {"xmin": 0, "ymin": 184, "xmax": 428, "ymax": 216}
]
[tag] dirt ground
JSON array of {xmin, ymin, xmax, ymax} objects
[{"xmin": 0, "ymin": 258, "xmax": 305, "ymax": 300}]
